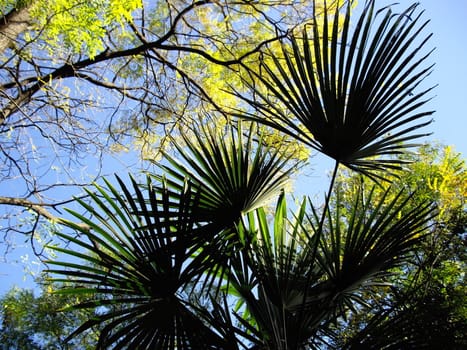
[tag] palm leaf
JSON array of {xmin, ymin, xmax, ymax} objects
[
  {"xmin": 300, "ymin": 184, "xmax": 436, "ymax": 323},
  {"xmin": 227, "ymin": 194, "xmax": 328, "ymax": 349},
  {"xmin": 226, "ymin": 184, "xmax": 435, "ymax": 349},
  {"xmin": 45, "ymin": 175, "xmax": 232, "ymax": 349},
  {"xmin": 233, "ymin": 1, "xmax": 435, "ymax": 179},
  {"xmin": 154, "ymin": 120, "xmax": 296, "ymax": 229},
  {"xmin": 147, "ymin": 120, "xmax": 298, "ymax": 292}
]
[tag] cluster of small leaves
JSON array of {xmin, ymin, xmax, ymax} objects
[{"xmin": 29, "ymin": 0, "xmax": 142, "ymax": 58}]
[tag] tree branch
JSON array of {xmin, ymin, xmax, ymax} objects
[
  {"xmin": 0, "ymin": 196, "xmax": 90, "ymax": 231},
  {"xmin": 0, "ymin": 0, "xmax": 287, "ymax": 125}
]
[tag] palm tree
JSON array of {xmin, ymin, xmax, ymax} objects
[{"xmin": 46, "ymin": 1, "xmax": 436, "ymax": 349}]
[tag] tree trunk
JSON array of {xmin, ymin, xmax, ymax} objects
[{"xmin": 0, "ymin": 4, "xmax": 31, "ymax": 54}]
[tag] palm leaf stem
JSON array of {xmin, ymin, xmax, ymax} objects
[{"xmin": 295, "ymin": 160, "xmax": 340, "ymax": 348}]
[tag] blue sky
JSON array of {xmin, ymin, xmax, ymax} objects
[
  {"xmin": 0, "ymin": 0, "xmax": 466, "ymax": 296},
  {"xmin": 418, "ymin": 0, "xmax": 467, "ymax": 156}
]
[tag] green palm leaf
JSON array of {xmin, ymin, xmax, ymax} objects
[
  {"xmin": 46, "ymin": 176, "xmax": 231, "ymax": 349},
  {"xmin": 227, "ymin": 194, "xmax": 328, "ymax": 349},
  {"xmin": 154, "ymin": 120, "xmax": 297, "ymax": 234},
  {"xmin": 234, "ymin": 1, "xmax": 435, "ymax": 178},
  {"xmin": 301, "ymin": 185, "xmax": 435, "ymax": 322},
  {"xmin": 226, "ymin": 185, "xmax": 434, "ymax": 349}
]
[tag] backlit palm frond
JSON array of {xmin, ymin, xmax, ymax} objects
[
  {"xmin": 148, "ymin": 120, "xmax": 299, "ymax": 295},
  {"xmin": 155, "ymin": 120, "xmax": 297, "ymax": 234},
  {"xmin": 303, "ymin": 185, "xmax": 436, "ymax": 321},
  {"xmin": 45, "ymin": 176, "xmax": 231, "ymax": 349},
  {"xmin": 227, "ymin": 193, "xmax": 327, "ymax": 349},
  {"xmin": 234, "ymin": 0, "xmax": 435, "ymax": 179}
]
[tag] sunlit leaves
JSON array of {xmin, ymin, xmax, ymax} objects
[
  {"xmin": 336, "ymin": 143, "xmax": 466, "ymax": 222},
  {"xmin": 0, "ymin": 283, "xmax": 99, "ymax": 349},
  {"xmin": 30, "ymin": 0, "xmax": 142, "ymax": 58}
]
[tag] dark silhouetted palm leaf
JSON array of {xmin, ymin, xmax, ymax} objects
[
  {"xmin": 155, "ymin": 121, "xmax": 296, "ymax": 229},
  {"xmin": 234, "ymin": 1, "xmax": 435, "ymax": 179},
  {"xmin": 151, "ymin": 120, "xmax": 298, "ymax": 295},
  {"xmin": 305, "ymin": 185, "xmax": 435, "ymax": 317},
  {"xmin": 46, "ymin": 176, "xmax": 234, "ymax": 349}
]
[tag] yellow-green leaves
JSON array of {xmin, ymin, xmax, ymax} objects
[
  {"xmin": 336, "ymin": 143, "xmax": 466, "ymax": 225},
  {"xmin": 424, "ymin": 145, "xmax": 466, "ymax": 217},
  {"xmin": 29, "ymin": 0, "xmax": 142, "ymax": 58}
]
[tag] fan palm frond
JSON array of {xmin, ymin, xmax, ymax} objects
[
  {"xmin": 155, "ymin": 120, "xmax": 297, "ymax": 233},
  {"xmin": 45, "ymin": 176, "xmax": 232, "ymax": 349},
  {"xmin": 234, "ymin": 0, "xmax": 435, "ymax": 179},
  {"xmin": 227, "ymin": 193, "xmax": 328, "ymax": 349},
  {"xmin": 149, "ymin": 120, "xmax": 299, "ymax": 297},
  {"xmin": 301, "ymin": 184, "xmax": 435, "ymax": 320},
  {"xmin": 227, "ymin": 185, "xmax": 435, "ymax": 349}
]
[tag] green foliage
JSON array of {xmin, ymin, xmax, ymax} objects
[
  {"xmin": 1, "ymin": 0, "xmax": 32, "ymax": 13},
  {"xmin": 0, "ymin": 281, "xmax": 98, "ymax": 349},
  {"xmin": 1, "ymin": 0, "xmax": 339, "ymax": 168},
  {"xmin": 329, "ymin": 143, "xmax": 467, "ymax": 349},
  {"xmin": 29, "ymin": 0, "xmax": 142, "ymax": 58}
]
